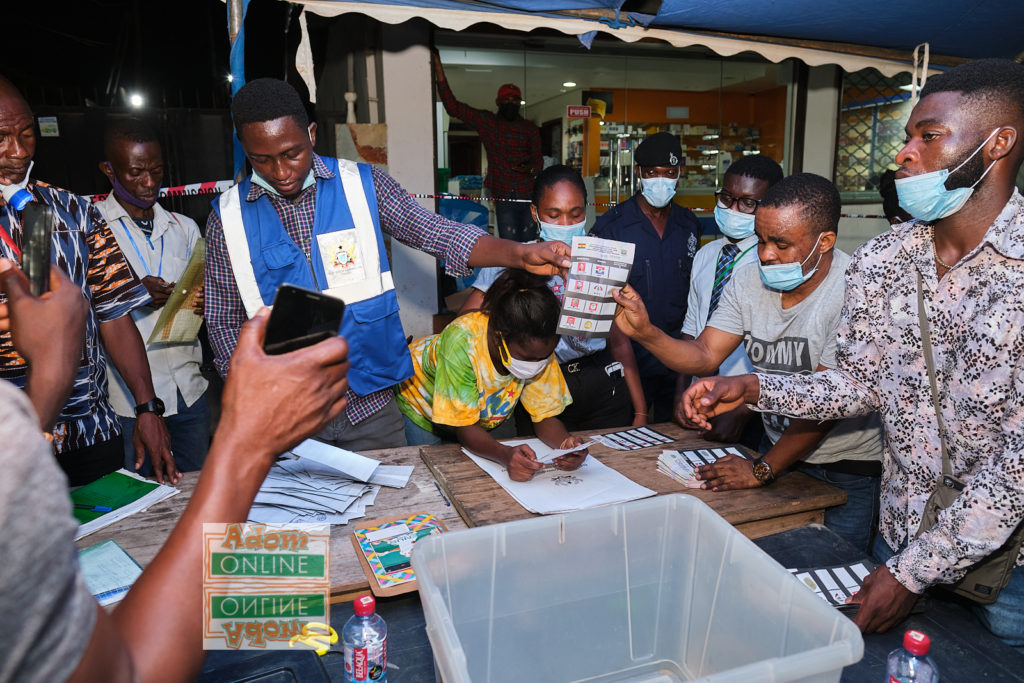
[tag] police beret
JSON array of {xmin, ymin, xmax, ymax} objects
[{"xmin": 634, "ymin": 131, "xmax": 682, "ymax": 167}]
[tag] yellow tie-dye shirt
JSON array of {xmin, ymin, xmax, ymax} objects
[{"xmin": 396, "ymin": 311, "xmax": 570, "ymax": 433}]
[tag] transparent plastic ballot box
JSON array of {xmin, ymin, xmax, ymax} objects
[{"xmin": 411, "ymin": 494, "xmax": 863, "ymax": 682}]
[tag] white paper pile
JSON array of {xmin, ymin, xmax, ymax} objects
[
  {"xmin": 246, "ymin": 440, "xmax": 413, "ymax": 525},
  {"xmin": 657, "ymin": 446, "xmax": 749, "ymax": 488}
]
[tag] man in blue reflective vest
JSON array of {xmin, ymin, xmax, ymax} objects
[{"xmin": 205, "ymin": 78, "xmax": 570, "ymax": 451}]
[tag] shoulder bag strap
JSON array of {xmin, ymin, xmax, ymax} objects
[{"xmin": 917, "ymin": 271, "xmax": 952, "ymax": 477}]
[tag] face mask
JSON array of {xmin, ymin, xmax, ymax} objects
[
  {"xmin": 0, "ymin": 160, "xmax": 33, "ymax": 210},
  {"xmin": 640, "ymin": 176, "xmax": 677, "ymax": 208},
  {"xmin": 105, "ymin": 163, "xmax": 157, "ymax": 209},
  {"xmin": 895, "ymin": 128, "xmax": 1001, "ymax": 222},
  {"xmin": 758, "ymin": 233, "xmax": 824, "ymax": 292},
  {"xmin": 538, "ymin": 219, "xmax": 587, "ymax": 245},
  {"xmin": 714, "ymin": 205, "xmax": 756, "ymax": 239},
  {"xmin": 498, "ymin": 104, "xmax": 520, "ymax": 120},
  {"xmin": 499, "ymin": 334, "xmax": 550, "ymax": 380},
  {"xmin": 252, "ymin": 169, "xmax": 315, "ymax": 196}
]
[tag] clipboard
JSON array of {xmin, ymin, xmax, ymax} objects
[{"xmin": 349, "ymin": 513, "xmax": 447, "ymax": 597}]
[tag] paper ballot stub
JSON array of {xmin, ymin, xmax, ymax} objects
[{"xmin": 557, "ymin": 236, "xmax": 635, "ymax": 338}]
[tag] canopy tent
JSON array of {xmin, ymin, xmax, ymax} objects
[
  {"xmin": 284, "ymin": 0, "xmax": 1023, "ymax": 77},
  {"xmin": 224, "ymin": 0, "xmax": 1023, "ymax": 169}
]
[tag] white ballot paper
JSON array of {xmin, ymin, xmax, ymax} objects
[
  {"xmin": 462, "ymin": 438, "xmax": 655, "ymax": 514},
  {"xmin": 290, "ymin": 439, "xmax": 380, "ymax": 482},
  {"xmin": 558, "ymin": 236, "xmax": 635, "ymax": 338}
]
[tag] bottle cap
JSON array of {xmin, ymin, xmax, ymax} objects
[
  {"xmin": 1, "ymin": 186, "xmax": 32, "ymax": 211},
  {"xmin": 903, "ymin": 629, "xmax": 930, "ymax": 656},
  {"xmin": 353, "ymin": 593, "xmax": 376, "ymax": 617}
]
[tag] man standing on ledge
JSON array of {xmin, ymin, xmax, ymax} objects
[
  {"xmin": 592, "ymin": 131, "xmax": 701, "ymax": 422},
  {"xmin": 205, "ymin": 78, "xmax": 570, "ymax": 452},
  {"xmin": 681, "ymin": 59, "xmax": 1024, "ymax": 648},
  {"xmin": 432, "ymin": 50, "xmax": 543, "ymax": 242}
]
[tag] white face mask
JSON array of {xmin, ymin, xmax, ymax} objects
[
  {"xmin": 499, "ymin": 334, "xmax": 550, "ymax": 380},
  {"xmin": 537, "ymin": 218, "xmax": 587, "ymax": 245},
  {"xmin": 251, "ymin": 169, "xmax": 315, "ymax": 196}
]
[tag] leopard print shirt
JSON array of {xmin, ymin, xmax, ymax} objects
[{"xmin": 755, "ymin": 190, "xmax": 1024, "ymax": 593}]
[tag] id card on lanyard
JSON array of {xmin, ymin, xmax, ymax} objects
[{"xmin": 120, "ymin": 217, "xmax": 163, "ymax": 278}]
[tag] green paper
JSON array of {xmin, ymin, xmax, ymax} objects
[{"xmin": 71, "ymin": 471, "xmax": 159, "ymax": 524}]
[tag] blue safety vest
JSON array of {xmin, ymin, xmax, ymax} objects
[{"xmin": 215, "ymin": 156, "xmax": 413, "ymax": 396}]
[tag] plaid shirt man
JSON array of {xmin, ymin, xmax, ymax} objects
[
  {"xmin": 204, "ymin": 154, "xmax": 486, "ymax": 424},
  {"xmin": 437, "ymin": 79, "xmax": 542, "ymax": 200}
]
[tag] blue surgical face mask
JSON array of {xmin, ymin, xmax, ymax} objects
[
  {"xmin": 714, "ymin": 205, "xmax": 756, "ymax": 239},
  {"xmin": 895, "ymin": 128, "xmax": 1001, "ymax": 222},
  {"xmin": 252, "ymin": 169, "xmax": 315, "ymax": 197},
  {"xmin": 640, "ymin": 176, "xmax": 677, "ymax": 208},
  {"xmin": 538, "ymin": 219, "xmax": 587, "ymax": 245},
  {"xmin": 758, "ymin": 233, "xmax": 824, "ymax": 291}
]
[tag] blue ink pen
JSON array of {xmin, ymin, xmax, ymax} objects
[
  {"xmin": 74, "ymin": 504, "xmax": 113, "ymax": 513},
  {"xmin": 432, "ymin": 481, "xmax": 451, "ymax": 507}
]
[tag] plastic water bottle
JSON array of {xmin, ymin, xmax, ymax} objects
[
  {"xmin": 885, "ymin": 630, "xmax": 939, "ymax": 682},
  {"xmin": 343, "ymin": 594, "xmax": 388, "ymax": 682}
]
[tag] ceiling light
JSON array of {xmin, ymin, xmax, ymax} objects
[
  {"xmin": 128, "ymin": 93, "xmax": 144, "ymax": 108},
  {"xmin": 562, "ymin": 81, "xmax": 577, "ymax": 87}
]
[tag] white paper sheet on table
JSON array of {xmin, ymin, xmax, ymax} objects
[
  {"xmin": 289, "ymin": 439, "xmax": 381, "ymax": 481},
  {"xmin": 462, "ymin": 438, "xmax": 655, "ymax": 514}
]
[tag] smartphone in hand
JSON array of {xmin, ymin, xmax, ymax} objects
[{"xmin": 263, "ymin": 284, "xmax": 346, "ymax": 355}]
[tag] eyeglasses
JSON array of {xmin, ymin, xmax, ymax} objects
[{"xmin": 715, "ymin": 189, "xmax": 761, "ymax": 214}]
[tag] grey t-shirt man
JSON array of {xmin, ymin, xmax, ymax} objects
[
  {"xmin": 709, "ymin": 249, "xmax": 883, "ymax": 464},
  {"xmin": 0, "ymin": 382, "xmax": 96, "ymax": 681}
]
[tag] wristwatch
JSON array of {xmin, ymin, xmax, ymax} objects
[
  {"xmin": 135, "ymin": 398, "xmax": 166, "ymax": 417},
  {"xmin": 751, "ymin": 456, "xmax": 776, "ymax": 485}
]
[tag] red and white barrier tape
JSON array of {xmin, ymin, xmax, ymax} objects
[
  {"xmin": 85, "ymin": 182, "xmax": 886, "ymax": 219},
  {"xmin": 86, "ymin": 180, "xmax": 235, "ymax": 203}
]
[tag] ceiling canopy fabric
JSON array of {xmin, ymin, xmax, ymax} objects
[{"xmin": 292, "ymin": 0, "xmax": 1023, "ymax": 77}]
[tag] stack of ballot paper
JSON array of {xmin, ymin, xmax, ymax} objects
[
  {"xmin": 657, "ymin": 446, "xmax": 750, "ymax": 489},
  {"xmin": 246, "ymin": 439, "xmax": 413, "ymax": 525},
  {"xmin": 72, "ymin": 469, "xmax": 181, "ymax": 540},
  {"xmin": 788, "ymin": 561, "xmax": 876, "ymax": 616}
]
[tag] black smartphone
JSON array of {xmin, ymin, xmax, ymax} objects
[
  {"xmin": 263, "ymin": 284, "xmax": 346, "ymax": 355},
  {"xmin": 21, "ymin": 202, "xmax": 53, "ymax": 297}
]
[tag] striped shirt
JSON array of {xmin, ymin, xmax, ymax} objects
[
  {"xmin": 204, "ymin": 154, "xmax": 487, "ymax": 424},
  {"xmin": 0, "ymin": 181, "xmax": 150, "ymax": 453}
]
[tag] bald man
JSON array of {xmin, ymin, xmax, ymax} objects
[{"xmin": 0, "ymin": 77, "xmax": 177, "ymax": 485}]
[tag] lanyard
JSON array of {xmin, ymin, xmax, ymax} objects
[
  {"xmin": 119, "ymin": 217, "xmax": 163, "ymax": 278},
  {"xmin": 0, "ymin": 225, "xmax": 19, "ymax": 259},
  {"xmin": 712, "ymin": 243, "xmax": 756, "ymax": 290}
]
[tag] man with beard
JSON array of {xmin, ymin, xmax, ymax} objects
[
  {"xmin": 679, "ymin": 59, "xmax": 1024, "ymax": 648},
  {"xmin": 432, "ymin": 50, "xmax": 543, "ymax": 242}
]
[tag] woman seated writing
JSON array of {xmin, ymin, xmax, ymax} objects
[{"xmin": 396, "ymin": 268, "xmax": 587, "ymax": 481}]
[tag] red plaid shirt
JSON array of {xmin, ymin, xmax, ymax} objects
[{"xmin": 437, "ymin": 79, "xmax": 542, "ymax": 200}]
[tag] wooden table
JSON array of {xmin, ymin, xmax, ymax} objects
[
  {"xmin": 76, "ymin": 423, "xmax": 844, "ymax": 602},
  {"xmin": 74, "ymin": 445, "xmax": 467, "ymax": 603},
  {"xmin": 421, "ymin": 422, "xmax": 847, "ymax": 540}
]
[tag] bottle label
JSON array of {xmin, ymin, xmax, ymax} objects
[{"xmin": 345, "ymin": 638, "xmax": 387, "ymax": 681}]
